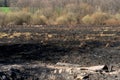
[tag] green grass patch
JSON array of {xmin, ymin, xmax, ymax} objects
[{"xmin": 0, "ymin": 7, "xmax": 11, "ymax": 13}]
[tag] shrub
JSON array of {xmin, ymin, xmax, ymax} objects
[
  {"xmin": 40, "ymin": 8, "xmax": 54, "ymax": 19},
  {"xmin": 4, "ymin": 12, "xmax": 17, "ymax": 25},
  {"xmin": 66, "ymin": 13, "xmax": 77, "ymax": 25},
  {"xmin": 5, "ymin": 11, "xmax": 32, "ymax": 25},
  {"xmin": 55, "ymin": 15, "xmax": 68, "ymax": 25},
  {"xmin": 15, "ymin": 11, "xmax": 32, "ymax": 25},
  {"xmin": 115, "ymin": 13, "xmax": 120, "ymax": 20},
  {"xmin": 55, "ymin": 13, "xmax": 77, "ymax": 25},
  {"xmin": 31, "ymin": 14, "xmax": 47, "ymax": 25},
  {"xmin": 104, "ymin": 18, "xmax": 120, "ymax": 25},
  {"xmin": 82, "ymin": 15, "xmax": 94, "ymax": 25},
  {"xmin": 91, "ymin": 12, "xmax": 110, "ymax": 25},
  {"xmin": 82, "ymin": 12, "xmax": 110, "ymax": 25}
]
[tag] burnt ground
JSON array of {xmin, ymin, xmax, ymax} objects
[{"xmin": 0, "ymin": 25, "xmax": 120, "ymax": 80}]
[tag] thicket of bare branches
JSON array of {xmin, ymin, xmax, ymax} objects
[
  {"xmin": 0, "ymin": 0, "xmax": 120, "ymax": 25},
  {"xmin": 9, "ymin": 0, "xmax": 120, "ymax": 14}
]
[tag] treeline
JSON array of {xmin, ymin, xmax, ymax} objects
[
  {"xmin": 0, "ymin": 0, "xmax": 9, "ymax": 7},
  {"xmin": 0, "ymin": 0, "xmax": 120, "ymax": 25},
  {"xmin": 10, "ymin": 0, "xmax": 120, "ymax": 14}
]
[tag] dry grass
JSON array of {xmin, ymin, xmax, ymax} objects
[
  {"xmin": 82, "ymin": 15, "xmax": 94, "ymax": 25},
  {"xmin": 115, "ymin": 14, "xmax": 120, "ymax": 20},
  {"xmin": 9, "ymin": 32, "xmax": 22, "ymax": 38},
  {"xmin": 55, "ymin": 13, "xmax": 77, "ymax": 25},
  {"xmin": 1, "ymin": 11, "xmax": 31, "ymax": 25},
  {"xmin": 0, "ymin": 10, "xmax": 119, "ymax": 25},
  {"xmin": 0, "ymin": 3, "xmax": 120, "ymax": 25},
  {"xmin": 14, "ymin": 11, "xmax": 31, "ymax": 25},
  {"xmin": 0, "ymin": 32, "xmax": 32, "ymax": 40},
  {"xmin": 55, "ymin": 15, "xmax": 68, "ymax": 25},
  {"xmin": 82, "ymin": 12, "xmax": 111, "ymax": 25},
  {"xmin": 0, "ymin": 33, "xmax": 8, "ymax": 38},
  {"xmin": 104, "ymin": 18, "xmax": 120, "ymax": 25},
  {"xmin": 91, "ymin": 12, "xmax": 110, "ymax": 25},
  {"xmin": 0, "ymin": 12, "xmax": 6, "ymax": 25},
  {"xmin": 1, "ymin": 0, "xmax": 120, "ymax": 25},
  {"xmin": 31, "ymin": 14, "xmax": 47, "ymax": 25}
]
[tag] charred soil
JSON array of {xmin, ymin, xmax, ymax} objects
[{"xmin": 0, "ymin": 25, "xmax": 120, "ymax": 80}]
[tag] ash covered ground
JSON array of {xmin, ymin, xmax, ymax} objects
[{"xmin": 0, "ymin": 25, "xmax": 120, "ymax": 80}]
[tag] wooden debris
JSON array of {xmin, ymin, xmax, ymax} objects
[
  {"xmin": 80, "ymin": 65, "xmax": 108, "ymax": 72},
  {"xmin": 56, "ymin": 62, "xmax": 81, "ymax": 67},
  {"xmin": 56, "ymin": 62, "xmax": 108, "ymax": 72}
]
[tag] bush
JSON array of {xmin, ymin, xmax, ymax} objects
[
  {"xmin": 115, "ymin": 13, "xmax": 120, "ymax": 20},
  {"xmin": 104, "ymin": 18, "xmax": 120, "ymax": 25},
  {"xmin": 40, "ymin": 8, "xmax": 54, "ymax": 19},
  {"xmin": 4, "ymin": 12, "xmax": 17, "ymax": 25},
  {"xmin": 55, "ymin": 15, "xmax": 68, "ymax": 25},
  {"xmin": 82, "ymin": 15, "xmax": 94, "ymax": 25},
  {"xmin": 82, "ymin": 12, "xmax": 110, "ymax": 25},
  {"xmin": 91, "ymin": 12, "xmax": 110, "ymax": 25},
  {"xmin": 0, "ymin": 9, "xmax": 119, "ymax": 25},
  {"xmin": 31, "ymin": 14, "xmax": 47, "ymax": 25},
  {"xmin": 4, "ymin": 11, "xmax": 31, "ymax": 25},
  {"xmin": 15, "ymin": 11, "xmax": 32, "ymax": 25},
  {"xmin": 55, "ymin": 13, "xmax": 77, "ymax": 25}
]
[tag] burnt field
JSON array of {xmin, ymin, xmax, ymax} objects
[{"xmin": 0, "ymin": 25, "xmax": 120, "ymax": 80}]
